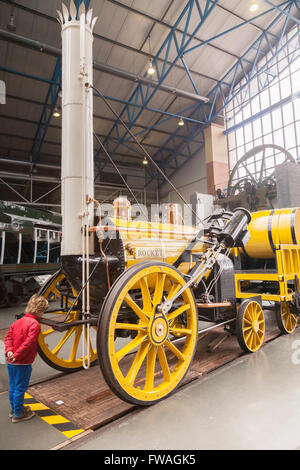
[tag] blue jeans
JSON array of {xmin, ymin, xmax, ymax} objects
[{"xmin": 7, "ymin": 364, "xmax": 32, "ymax": 418}]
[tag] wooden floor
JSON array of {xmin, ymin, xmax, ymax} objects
[{"xmin": 27, "ymin": 312, "xmax": 282, "ymax": 431}]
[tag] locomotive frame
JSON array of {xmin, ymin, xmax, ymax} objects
[{"xmin": 35, "ymin": 205, "xmax": 300, "ymax": 406}]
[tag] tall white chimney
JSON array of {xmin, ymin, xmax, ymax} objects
[{"xmin": 57, "ymin": 1, "xmax": 97, "ymax": 256}]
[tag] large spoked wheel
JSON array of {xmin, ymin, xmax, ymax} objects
[
  {"xmin": 38, "ymin": 271, "xmax": 98, "ymax": 372},
  {"xmin": 236, "ymin": 299, "xmax": 265, "ymax": 353},
  {"xmin": 276, "ymin": 301, "xmax": 297, "ymax": 334},
  {"xmin": 98, "ymin": 261, "xmax": 198, "ymax": 406}
]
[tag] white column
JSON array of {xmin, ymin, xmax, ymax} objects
[{"xmin": 58, "ymin": 1, "xmax": 97, "ymax": 256}]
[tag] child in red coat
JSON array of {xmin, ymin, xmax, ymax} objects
[{"xmin": 5, "ymin": 294, "xmax": 48, "ymax": 422}]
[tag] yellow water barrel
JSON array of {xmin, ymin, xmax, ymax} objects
[{"xmin": 244, "ymin": 208, "xmax": 300, "ymax": 259}]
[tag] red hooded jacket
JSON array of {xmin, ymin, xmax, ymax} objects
[{"xmin": 4, "ymin": 313, "xmax": 41, "ymax": 364}]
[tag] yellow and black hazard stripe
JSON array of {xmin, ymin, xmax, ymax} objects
[{"xmin": 24, "ymin": 393, "xmax": 84, "ymax": 439}]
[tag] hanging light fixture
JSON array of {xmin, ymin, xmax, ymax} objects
[
  {"xmin": 249, "ymin": 0, "xmax": 259, "ymax": 12},
  {"xmin": 142, "ymin": 156, "xmax": 148, "ymax": 165},
  {"xmin": 147, "ymin": 35, "xmax": 155, "ymax": 76},
  {"xmin": 147, "ymin": 59, "xmax": 155, "ymax": 76},
  {"xmin": 7, "ymin": 6, "xmax": 16, "ymax": 32},
  {"xmin": 178, "ymin": 117, "xmax": 185, "ymax": 127},
  {"xmin": 53, "ymin": 107, "xmax": 61, "ymax": 118}
]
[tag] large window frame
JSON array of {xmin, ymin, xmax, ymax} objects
[{"xmin": 225, "ymin": 25, "xmax": 300, "ymax": 190}]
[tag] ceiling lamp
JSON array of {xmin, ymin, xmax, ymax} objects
[
  {"xmin": 7, "ymin": 7, "xmax": 16, "ymax": 32},
  {"xmin": 142, "ymin": 156, "xmax": 148, "ymax": 165},
  {"xmin": 147, "ymin": 59, "xmax": 155, "ymax": 76},
  {"xmin": 178, "ymin": 117, "xmax": 185, "ymax": 127},
  {"xmin": 147, "ymin": 35, "xmax": 155, "ymax": 76},
  {"xmin": 53, "ymin": 107, "xmax": 61, "ymax": 118},
  {"xmin": 249, "ymin": 0, "xmax": 259, "ymax": 12}
]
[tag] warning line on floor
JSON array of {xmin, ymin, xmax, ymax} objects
[{"xmin": 24, "ymin": 393, "xmax": 85, "ymax": 438}]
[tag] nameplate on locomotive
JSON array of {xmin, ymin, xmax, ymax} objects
[{"xmin": 135, "ymin": 247, "xmax": 164, "ymax": 259}]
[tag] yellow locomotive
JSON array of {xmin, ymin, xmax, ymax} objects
[
  {"xmin": 36, "ymin": 201, "xmax": 300, "ymax": 406},
  {"xmin": 35, "ymin": 3, "xmax": 300, "ymax": 407}
]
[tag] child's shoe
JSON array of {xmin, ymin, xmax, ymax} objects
[{"xmin": 12, "ymin": 406, "xmax": 35, "ymax": 423}]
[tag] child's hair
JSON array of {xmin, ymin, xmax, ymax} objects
[{"xmin": 25, "ymin": 294, "xmax": 48, "ymax": 316}]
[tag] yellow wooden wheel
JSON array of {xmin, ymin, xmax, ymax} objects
[
  {"xmin": 98, "ymin": 261, "xmax": 198, "ymax": 406},
  {"xmin": 236, "ymin": 299, "xmax": 265, "ymax": 353},
  {"xmin": 276, "ymin": 301, "xmax": 297, "ymax": 334},
  {"xmin": 38, "ymin": 271, "xmax": 98, "ymax": 372}
]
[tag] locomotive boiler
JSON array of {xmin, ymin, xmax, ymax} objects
[{"xmin": 35, "ymin": 2, "xmax": 300, "ymax": 406}]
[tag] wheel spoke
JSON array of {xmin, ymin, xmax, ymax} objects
[
  {"xmin": 248, "ymin": 331, "xmax": 255, "ymax": 350},
  {"xmin": 114, "ymin": 333, "xmax": 147, "ymax": 362},
  {"xmin": 124, "ymin": 294, "xmax": 149, "ymax": 324},
  {"xmin": 51, "ymin": 286, "xmax": 63, "ymax": 299},
  {"xmin": 145, "ymin": 345, "xmax": 157, "ymax": 391},
  {"xmin": 126, "ymin": 341, "xmax": 151, "ymax": 385},
  {"xmin": 152, "ymin": 273, "xmax": 166, "ymax": 307},
  {"xmin": 139, "ymin": 277, "xmax": 152, "ymax": 313},
  {"xmin": 243, "ymin": 325, "xmax": 252, "ymax": 332},
  {"xmin": 115, "ymin": 322, "xmax": 147, "ymax": 331},
  {"xmin": 40, "ymin": 327, "xmax": 55, "ymax": 338},
  {"xmin": 157, "ymin": 345, "xmax": 171, "ymax": 382},
  {"xmin": 164, "ymin": 339, "xmax": 186, "ymax": 362},
  {"xmin": 244, "ymin": 309, "xmax": 253, "ymax": 322},
  {"xmin": 52, "ymin": 327, "xmax": 76, "ymax": 355},
  {"xmin": 244, "ymin": 328, "xmax": 252, "ymax": 344},
  {"xmin": 258, "ymin": 150, "xmax": 266, "ymax": 184},
  {"xmin": 69, "ymin": 327, "xmax": 81, "ymax": 361},
  {"xmin": 252, "ymin": 332, "xmax": 258, "ymax": 349},
  {"xmin": 169, "ymin": 327, "xmax": 192, "ymax": 336},
  {"xmin": 166, "ymin": 304, "xmax": 190, "ymax": 322},
  {"xmin": 167, "ymin": 282, "xmax": 182, "ymax": 300},
  {"xmin": 241, "ymin": 162, "xmax": 257, "ymax": 184}
]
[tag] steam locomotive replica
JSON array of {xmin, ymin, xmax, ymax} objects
[
  {"xmin": 32, "ymin": 2, "xmax": 300, "ymax": 407},
  {"xmin": 37, "ymin": 199, "xmax": 300, "ymax": 405}
]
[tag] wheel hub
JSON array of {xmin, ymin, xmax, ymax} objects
[
  {"xmin": 253, "ymin": 320, "xmax": 259, "ymax": 333},
  {"xmin": 155, "ymin": 322, "xmax": 165, "ymax": 337},
  {"xmin": 149, "ymin": 315, "xmax": 169, "ymax": 345}
]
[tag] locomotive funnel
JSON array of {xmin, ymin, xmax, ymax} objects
[{"xmin": 58, "ymin": 1, "xmax": 97, "ymax": 256}]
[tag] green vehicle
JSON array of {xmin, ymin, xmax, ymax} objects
[{"xmin": 0, "ymin": 201, "xmax": 61, "ymax": 306}]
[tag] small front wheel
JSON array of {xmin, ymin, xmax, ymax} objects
[
  {"xmin": 276, "ymin": 301, "xmax": 297, "ymax": 334},
  {"xmin": 236, "ymin": 299, "xmax": 265, "ymax": 353}
]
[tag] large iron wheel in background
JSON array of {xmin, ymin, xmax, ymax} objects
[
  {"xmin": 38, "ymin": 271, "xmax": 98, "ymax": 372},
  {"xmin": 98, "ymin": 261, "xmax": 198, "ymax": 406},
  {"xmin": 227, "ymin": 144, "xmax": 296, "ymax": 196}
]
